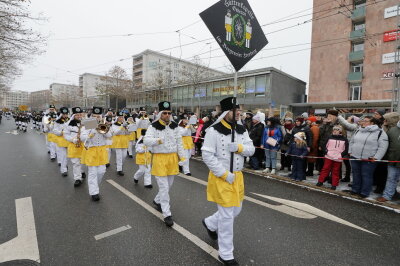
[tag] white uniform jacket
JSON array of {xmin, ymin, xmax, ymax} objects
[
  {"xmin": 143, "ymin": 120, "xmax": 185, "ymax": 158},
  {"xmin": 178, "ymin": 126, "xmax": 192, "ymax": 138},
  {"xmin": 80, "ymin": 129, "xmax": 112, "ymax": 148},
  {"xmin": 64, "ymin": 120, "xmax": 81, "ymax": 144},
  {"xmin": 127, "ymin": 123, "xmax": 138, "ymax": 133},
  {"xmin": 136, "ymin": 118, "xmax": 151, "ymax": 129},
  {"xmin": 43, "ymin": 121, "xmax": 54, "ymax": 134},
  {"xmin": 53, "ymin": 121, "xmax": 67, "ymax": 137},
  {"xmin": 201, "ymin": 121, "xmax": 255, "ymax": 177},
  {"xmin": 110, "ymin": 123, "xmax": 126, "ymax": 136}
]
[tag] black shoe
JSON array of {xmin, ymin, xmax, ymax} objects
[
  {"xmin": 144, "ymin": 184, "xmax": 153, "ymax": 189},
  {"xmin": 185, "ymin": 173, "xmax": 192, "ymax": 176},
  {"xmin": 341, "ymin": 177, "xmax": 350, "ymax": 182},
  {"xmin": 133, "ymin": 179, "xmax": 139, "ymax": 184},
  {"xmin": 91, "ymin": 194, "xmax": 100, "ymax": 201},
  {"xmin": 164, "ymin": 216, "xmax": 174, "ymax": 227},
  {"xmin": 81, "ymin": 173, "xmax": 86, "ymax": 179},
  {"xmin": 330, "ymin": 186, "xmax": 336, "ymax": 190},
  {"xmin": 153, "ymin": 200, "xmax": 162, "ymax": 212},
  {"xmin": 179, "ymin": 166, "xmax": 183, "ymax": 172},
  {"xmin": 218, "ymin": 256, "xmax": 239, "ymax": 266},
  {"xmin": 58, "ymin": 163, "xmax": 61, "ymax": 166},
  {"xmin": 202, "ymin": 219, "xmax": 218, "ymax": 240},
  {"xmin": 74, "ymin": 180, "xmax": 82, "ymax": 187},
  {"xmin": 306, "ymin": 172, "xmax": 314, "ymax": 177},
  {"xmin": 50, "ymin": 158, "xmax": 56, "ymax": 162},
  {"xmin": 316, "ymin": 182, "xmax": 323, "ymax": 187},
  {"xmin": 128, "ymin": 155, "xmax": 133, "ymax": 158},
  {"xmin": 62, "ymin": 172, "xmax": 68, "ymax": 177},
  {"xmin": 48, "ymin": 151, "xmax": 50, "ymax": 154},
  {"xmin": 106, "ymin": 163, "xmax": 110, "ymax": 168},
  {"xmin": 359, "ymin": 194, "xmax": 368, "ymax": 199},
  {"xmin": 373, "ymin": 188, "xmax": 383, "ymax": 194},
  {"xmin": 117, "ymin": 171, "xmax": 125, "ymax": 176},
  {"xmin": 348, "ymin": 183, "xmax": 353, "ymax": 188}
]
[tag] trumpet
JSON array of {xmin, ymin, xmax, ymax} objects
[{"xmin": 96, "ymin": 118, "xmax": 110, "ymax": 134}]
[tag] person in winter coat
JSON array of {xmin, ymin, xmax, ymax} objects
[
  {"xmin": 348, "ymin": 116, "xmax": 389, "ymax": 198},
  {"xmin": 377, "ymin": 118, "xmax": 400, "ymax": 202},
  {"xmin": 280, "ymin": 118, "xmax": 294, "ymax": 171},
  {"xmin": 286, "ymin": 132, "xmax": 308, "ymax": 181},
  {"xmin": 319, "ymin": 110, "xmax": 345, "ymax": 153},
  {"xmin": 306, "ymin": 117, "xmax": 320, "ymax": 176},
  {"xmin": 261, "ymin": 117, "xmax": 282, "ymax": 174},
  {"xmin": 244, "ymin": 111, "xmax": 253, "ymax": 131},
  {"xmin": 316, "ymin": 125, "xmax": 349, "ymax": 190},
  {"xmin": 249, "ymin": 113, "xmax": 265, "ymax": 170},
  {"xmin": 292, "ymin": 117, "xmax": 312, "ymax": 148},
  {"xmin": 373, "ymin": 109, "xmax": 385, "ymax": 128}
]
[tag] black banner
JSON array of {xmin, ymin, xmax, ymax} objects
[{"xmin": 200, "ymin": 0, "xmax": 268, "ymax": 72}]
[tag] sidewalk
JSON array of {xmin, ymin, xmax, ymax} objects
[{"xmin": 191, "ymin": 156, "xmax": 400, "ymax": 213}]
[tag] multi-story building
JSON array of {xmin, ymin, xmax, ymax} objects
[
  {"xmin": 304, "ymin": 0, "xmax": 400, "ymax": 114},
  {"xmin": 132, "ymin": 49, "xmax": 225, "ymax": 91},
  {"xmin": 3, "ymin": 90, "xmax": 30, "ymax": 110},
  {"xmin": 29, "ymin": 90, "xmax": 52, "ymax": 111},
  {"xmin": 49, "ymin": 83, "xmax": 82, "ymax": 108},
  {"xmin": 128, "ymin": 67, "xmax": 306, "ymax": 115},
  {"xmin": 79, "ymin": 73, "xmax": 109, "ymax": 98}
]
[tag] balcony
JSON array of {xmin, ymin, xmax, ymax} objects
[
  {"xmin": 349, "ymin": 50, "xmax": 364, "ymax": 62},
  {"xmin": 349, "ymin": 29, "xmax": 366, "ymax": 41},
  {"xmin": 351, "ymin": 6, "xmax": 366, "ymax": 22},
  {"xmin": 348, "ymin": 72, "xmax": 363, "ymax": 83}
]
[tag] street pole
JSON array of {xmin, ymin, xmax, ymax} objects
[{"xmin": 391, "ymin": 4, "xmax": 400, "ymax": 112}]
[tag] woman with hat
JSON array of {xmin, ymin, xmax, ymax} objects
[
  {"xmin": 110, "ymin": 111, "xmax": 129, "ymax": 176},
  {"xmin": 143, "ymin": 101, "xmax": 186, "ymax": 227},
  {"xmin": 53, "ymin": 107, "xmax": 70, "ymax": 177}
]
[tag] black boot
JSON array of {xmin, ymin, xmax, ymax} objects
[
  {"xmin": 144, "ymin": 184, "xmax": 153, "ymax": 189},
  {"xmin": 306, "ymin": 163, "xmax": 314, "ymax": 176},
  {"xmin": 164, "ymin": 216, "xmax": 174, "ymax": 227},
  {"xmin": 91, "ymin": 194, "xmax": 100, "ymax": 201},
  {"xmin": 81, "ymin": 172, "xmax": 86, "ymax": 179},
  {"xmin": 218, "ymin": 256, "xmax": 239, "ymax": 266},
  {"xmin": 74, "ymin": 180, "xmax": 82, "ymax": 187},
  {"xmin": 117, "ymin": 171, "xmax": 125, "ymax": 176},
  {"xmin": 202, "ymin": 219, "xmax": 218, "ymax": 240}
]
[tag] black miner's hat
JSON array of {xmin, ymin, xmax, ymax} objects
[
  {"xmin": 72, "ymin": 107, "xmax": 82, "ymax": 114},
  {"xmin": 220, "ymin": 97, "xmax": 239, "ymax": 112},
  {"xmin": 60, "ymin": 107, "xmax": 69, "ymax": 114},
  {"xmin": 158, "ymin": 101, "xmax": 171, "ymax": 112},
  {"xmin": 92, "ymin": 107, "xmax": 103, "ymax": 115}
]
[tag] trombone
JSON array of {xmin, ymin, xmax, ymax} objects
[{"xmin": 96, "ymin": 117, "xmax": 110, "ymax": 134}]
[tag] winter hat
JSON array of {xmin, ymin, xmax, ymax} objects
[
  {"xmin": 383, "ymin": 112, "xmax": 400, "ymax": 127},
  {"xmin": 295, "ymin": 117, "xmax": 304, "ymax": 123},
  {"xmin": 252, "ymin": 113, "xmax": 261, "ymax": 122},
  {"xmin": 294, "ymin": 132, "xmax": 306, "ymax": 140},
  {"xmin": 376, "ymin": 109, "xmax": 385, "ymax": 116},
  {"xmin": 301, "ymin": 112, "xmax": 309, "ymax": 119},
  {"xmin": 284, "ymin": 117, "xmax": 293, "ymax": 122},
  {"xmin": 327, "ymin": 109, "xmax": 339, "ymax": 116},
  {"xmin": 308, "ymin": 116, "xmax": 317, "ymax": 123}
]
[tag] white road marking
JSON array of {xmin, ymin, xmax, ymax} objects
[
  {"xmin": 177, "ymin": 173, "xmax": 378, "ymax": 236},
  {"xmin": 94, "ymin": 225, "xmax": 132, "ymax": 241},
  {"xmin": 0, "ymin": 197, "xmax": 40, "ymax": 263},
  {"xmin": 177, "ymin": 173, "xmax": 315, "ymax": 219},
  {"xmin": 107, "ymin": 180, "xmax": 219, "ymax": 261}
]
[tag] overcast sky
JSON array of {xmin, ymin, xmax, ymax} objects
[{"xmin": 12, "ymin": 0, "xmax": 313, "ymax": 92}]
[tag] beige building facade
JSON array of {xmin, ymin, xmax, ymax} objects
[{"xmin": 308, "ymin": 0, "xmax": 399, "ymax": 111}]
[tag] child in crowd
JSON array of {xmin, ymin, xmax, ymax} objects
[
  {"xmin": 133, "ymin": 129, "xmax": 153, "ymax": 188},
  {"xmin": 286, "ymin": 132, "xmax": 308, "ymax": 181},
  {"xmin": 316, "ymin": 125, "xmax": 348, "ymax": 190}
]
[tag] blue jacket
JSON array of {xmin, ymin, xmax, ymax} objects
[
  {"xmin": 287, "ymin": 142, "xmax": 308, "ymax": 159},
  {"xmin": 261, "ymin": 126, "xmax": 283, "ymax": 150}
]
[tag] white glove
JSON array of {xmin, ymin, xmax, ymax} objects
[
  {"xmin": 178, "ymin": 160, "xmax": 185, "ymax": 166},
  {"xmin": 228, "ymin": 143, "xmax": 239, "ymax": 152},
  {"xmin": 73, "ymin": 138, "xmax": 78, "ymax": 144},
  {"xmin": 225, "ymin": 172, "xmax": 235, "ymax": 184}
]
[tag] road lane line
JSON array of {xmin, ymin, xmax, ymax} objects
[
  {"xmin": 0, "ymin": 197, "xmax": 40, "ymax": 263},
  {"xmin": 177, "ymin": 173, "xmax": 316, "ymax": 219},
  {"xmin": 106, "ymin": 180, "xmax": 219, "ymax": 261},
  {"xmin": 177, "ymin": 173, "xmax": 379, "ymax": 236},
  {"xmin": 94, "ymin": 225, "xmax": 132, "ymax": 241}
]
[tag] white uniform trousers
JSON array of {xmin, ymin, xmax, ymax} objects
[
  {"xmin": 46, "ymin": 137, "xmax": 50, "ymax": 153},
  {"xmin": 133, "ymin": 165, "xmax": 152, "ymax": 185},
  {"xmin": 49, "ymin": 142, "xmax": 57, "ymax": 159},
  {"xmin": 71, "ymin": 158, "xmax": 83, "ymax": 181},
  {"xmin": 107, "ymin": 148, "xmax": 111, "ymax": 162},
  {"xmin": 87, "ymin": 165, "xmax": 106, "ymax": 195},
  {"xmin": 21, "ymin": 122, "xmax": 27, "ymax": 130},
  {"xmin": 56, "ymin": 146, "xmax": 68, "ymax": 173},
  {"xmin": 154, "ymin": 176, "xmax": 174, "ymax": 217},
  {"xmin": 128, "ymin": 141, "xmax": 134, "ymax": 156},
  {"xmin": 204, "ymin": 203, "xmax": 243, "ymax": 261},
  {"xmin": 182, "ymin": 149, "xmax": 191, "ymax": 174},
  {"xmin": 115, "ymin": 148, "xmax": 127, "ymax": 171}
]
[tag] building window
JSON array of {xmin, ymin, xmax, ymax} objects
[
  {"xmin": 353, "ymin": 22, "xmax": 365, "ymax": 31},
  {"xmin": 351, "ymin": 63, "xmax": 363, "ymax": 72},
  {"xmin": 352, "ymin": 42, "xmax": 364, "ymax": 52},
  {"xmin": 354, "ymin": 0, "xmax": 366, "ymax": 9},
  {"xmin": 349, "ymin": 84, "xmax": 362, "ymax": 101}
]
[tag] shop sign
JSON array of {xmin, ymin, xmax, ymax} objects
[
  {"xmin": 382, "ymin": 52, "xmax": 400, "ymax": 64},
  {"xmin": 384, "ymin": 5, "xmax": 399, "ymax": 19},
  {"xmin": 383, "ymin": 29, "xmax": 400, "ymax": 42},
  {"xmin": 382, "ymin": 71, "xmax": 395, "ymax": 80}
]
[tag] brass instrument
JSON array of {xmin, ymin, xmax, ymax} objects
[
  {"xmin": 143, "ymin": 114, "xmax": 148, "ymax": 119},
  {"xmin": 96, "ymin": 118, "xmax": 110, "ymax": 134}
]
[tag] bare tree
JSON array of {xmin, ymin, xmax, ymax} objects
[
  {"xmin": 96, "ymin": 66, "xmax": 132, "ymax": 110},
  {"xmin": 0, "ymin": 0, "xmax": 47, "ymax": 87},
  {"xmin": 147, "ymin": 63, "xmax": 172, "ymax": 103}
]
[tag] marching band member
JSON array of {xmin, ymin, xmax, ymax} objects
[
  {"xmin": 178, "ymin": 119, "xmax": 194, "ymax": 176},
  {"xmin": 201, "ymin": 97, "xmax": 255, "ymax": 265},
  {"xmin": 80, "ymin": 107, "xmax": 112, "ymax": 201},
  {"xmin": 126, "ymin": 115, "xmax": 137, "ymax": 158},
  {"xmin": 136, "ymin": 107, "xmax": 150, "ymax": 139},
  {"xmin": 64, "ymin": 107, "xmax": 86, "ymax": 187},
  {"xmin": 53, "ymin": 107, "xmax": 70, "ymax": 176},
  {"xmin": 105, "ymin": 116, "xmax": 113, "ymax": 167},
  {"xmin": 43, "ymin": 112, "xmax": 58, "ymax": 161},
  {"xmin": 144, "ymin": 101, "xmax": 186, "ymax": 227},
  {"xmin": 111, "ymin": 111, "xmax": 129, "ymax": 176},
  {"xmin": 133, "ymin": 129, "xmax": 152, "ymax": 188}
]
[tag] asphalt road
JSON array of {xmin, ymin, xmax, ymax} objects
[{"xmin": 0, "ymin": 119, "xmax": 400, "ymax": 266}]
